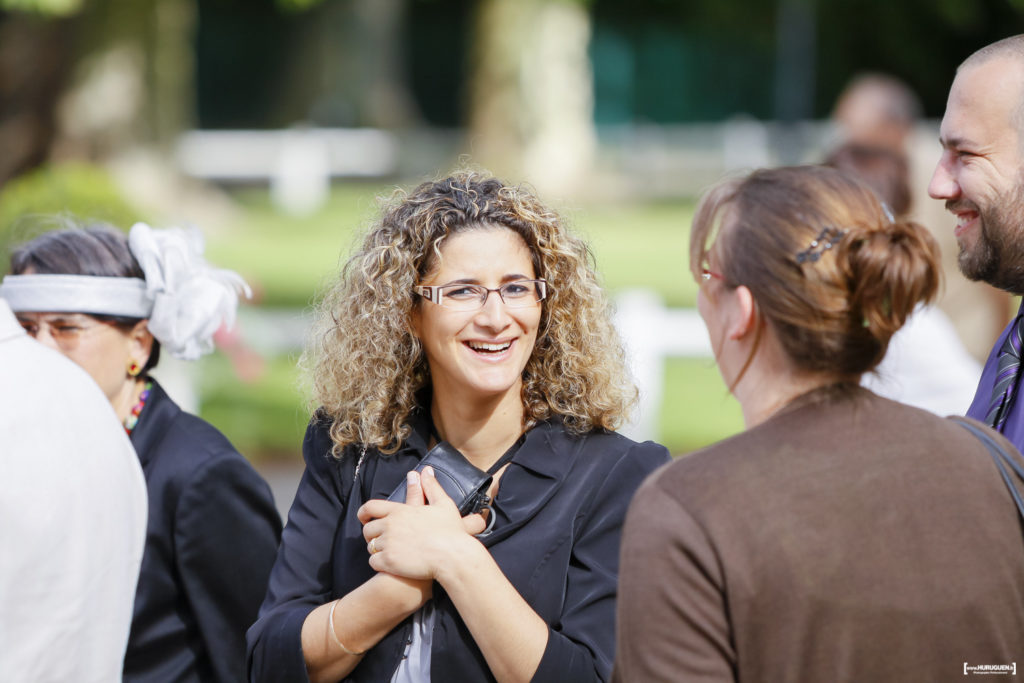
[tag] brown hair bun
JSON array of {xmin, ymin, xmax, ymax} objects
[{"xmin": 690, "ymin": 165, "xmax": 941, "ymax": 379}]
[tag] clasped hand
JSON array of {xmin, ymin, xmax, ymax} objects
[{"xmin": 357, "ymin": 466, "xmax": 487, "ymax": 581}]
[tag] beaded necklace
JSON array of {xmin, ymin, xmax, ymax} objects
[{"xmin": 124, "ymin": 381, "xmax": 153, "ymax": 434}]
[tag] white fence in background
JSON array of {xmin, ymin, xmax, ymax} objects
[
  {"xmin": 173, "ymin": 120, "xmax": 941, "ymax": 215},
  {"xmin": 171, "ymin": 119, "xmax": 860, "ymax": 214},
  {"xmin": 176, "ymin": 128, "xmax": 400, "ymax": 215},
  {"xmin": 613, "ymin": 290, "xmax": 712, "ymax": 442}
]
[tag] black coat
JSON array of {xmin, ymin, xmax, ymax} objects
[
  {"xmin": 247, "ymin": 410, "xmax": 669, "ymax": 682},
  {"xmin": 125, "ymin": 379, "xmax": 282, "ymax": 683}
]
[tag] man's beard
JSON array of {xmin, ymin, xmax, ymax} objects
[{"xmin": 955, "ymin": 181, "xmax": 1024, "ymax": 294}]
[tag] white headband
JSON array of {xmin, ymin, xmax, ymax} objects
[
  {"xmin": 0, "ymin": 275, "xmax": 151, "ymax": 317},
  {"xmin": 0, "ymin": 222, "xmax": 251, "ymax": 361}
]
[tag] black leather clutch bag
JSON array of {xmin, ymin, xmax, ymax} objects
[{"xmin": 387, "ymin": 441, "xmax": 493, "ymax": 517}]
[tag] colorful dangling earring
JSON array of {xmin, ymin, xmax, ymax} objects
[{"xmin": 128, "ymin": 361, "xmax": 142, "ymax": 377}]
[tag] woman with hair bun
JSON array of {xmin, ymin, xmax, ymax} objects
[
  {"xmin": 614, "ymin": 166, "xmax": 1024, "ymax": 682},
  {"xmin": 247, "ymin": 170, "xmax": 669, "ymax": 682},
  {"xmin": 1, "ymin": 222, "xmax": 282, "ymax": 683}
]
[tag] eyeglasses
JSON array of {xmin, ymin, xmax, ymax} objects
[
  {"xmin": 414, "ymin": 279, "xmax": 548, "ymax": 311},
  {"xmin": 701, "ymin": 268, "xmax": 724, "ymax": 282},
  {"xmin": 17, "ymin": 314, "xmax": 115, "ymax": 350}
]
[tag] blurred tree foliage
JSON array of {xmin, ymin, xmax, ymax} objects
[
  {"xmin": 197, "ymin": 0, "xmax": 419, "ymax": 130},
  {"xmin": 0, "ymin": 162, "xmax": 144, "ymax": 272},
  {"xmin": 813, "ymin": 0, "xmax": 1024, "ymax": 116},
  {"xmin": 0, "ymin": 0, "xmax": 194, "ymax": 192},
  {"xmin": 590, "ymin": 0, "xmax": 1024, "ymax": 121},
  {"xmin": 0, "ymin": 0, "xmax": 81, "ymax": 13},
  {"xmin": 0, "ymin": 0, "xmax": 326, "ymax": 194},
  {"xmin": 2, "ymin": 0, "xmax": 1024, "ymax": 193},
  {"xmin": 274, "ymin": 0, "xmax": 324, "ymax": 11},
  {"xmin": 0, "ymin": 11, "xmax": 77, "ymax": 188}
]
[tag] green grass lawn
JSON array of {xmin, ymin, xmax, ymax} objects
[
  {"xmin": 660, "ymin": 357, "xmax": 744, "ymax": 454},
  {"xmin": 198, "ymin": 184, "xmax": 741, "ymax": 459},
  {"xmin": 204, "ymin": 184, "xmax": 386, "ymax": 309},
  {"xmin": 575, "ymin": 198, "xmax": 699, "ymax": 308},
  {"xmin": 197, "ymin": 352, "xmax": 311, "ymax": 458}
]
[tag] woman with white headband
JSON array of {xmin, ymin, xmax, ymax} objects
[{"xmin": 1, "ymin": 222, "xmax": 283, "ymax": 683}]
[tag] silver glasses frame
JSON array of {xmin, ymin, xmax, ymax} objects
[{"xmin": 414, "ymin": 279, "xmax": 548, "ymax": 310}]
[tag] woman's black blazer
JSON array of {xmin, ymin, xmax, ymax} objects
[
  {"xmin": 125, "ymin": 379, "xmax": 282, "ymax": 682},
  {"xmin": 247, "ymin": 410, "xmax": 668, "ymax": 682}
]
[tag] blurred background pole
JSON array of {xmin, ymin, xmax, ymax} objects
[
  {"xmin": 152, "ymin": 0, "xmax": 196, "ymax": 150},
  {"xmin": 468, "ymin": 0, "xmax": 596, "ymax": 197},
  {"xmin": 773, "ymin": 0, "xmax": 816, "ymax": 164}
]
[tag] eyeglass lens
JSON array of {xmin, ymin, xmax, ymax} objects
[
  {"xmin": 17, "ymin": 315, "xmax": 106, "ymax": 347},
  {"xmin": 438, "ymin": 280, "xmax": 546, "ymax": 310}
]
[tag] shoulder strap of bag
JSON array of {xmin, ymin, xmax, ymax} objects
[
  {"xmin": 487, "ymin": 433, "xmax": 526, "ymax": 475},
  {"xmin": 951, "ymin": 417, "xmax": 1024, "ymax": 519}
]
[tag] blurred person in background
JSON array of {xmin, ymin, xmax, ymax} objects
[
  {"xmin": 0, "ymin": 222, "xmax": 283, "ymax": 683},
  {"xmin": 824, "ymin": 142, "xmax": 981, "ymax": 414},
  {"xmin": 614, "ymin": 166, "xmax": 1024, "ymax": 682},
  {"xmin": 247, "ymin": 171, "xmax": 669, "ymax": 682},
  {"xmin": 833, "ymin": 73, "xmax": 921, "ymax": 153},
  {"xmin": 0, "ymin": 296, "xmax": 147, "ymax": 682},
  {"xmin": 833, "ymin": 72, "xmax": 1012, "ymax": 360},
  {"xmin": 824, "ymin": 143, "xmax": 912, "ymax": 216}
]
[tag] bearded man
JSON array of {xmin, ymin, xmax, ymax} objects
[{"xmin": 930, "ymin": 35, "xmax": 1024, "ymax": 444}]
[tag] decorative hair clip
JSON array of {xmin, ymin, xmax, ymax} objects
[
  {"xmin": 795, "ymin": 226, "xmax": 845, "ymax": 264},
  {"xmin": 881, "ymin": 202, "xmax": 895, "ymax": 224}
]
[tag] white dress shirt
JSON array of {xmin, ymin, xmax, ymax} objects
[
  {"xmin": 862, "ymin": 304, "xmax": 983, "ymax": 416},
  {"xmin": 0, "ymin": 299, "xmax": 147, "ymax": 682}
]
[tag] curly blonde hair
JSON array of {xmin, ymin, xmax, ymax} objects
[{"xmin": 305, "ymin": 170, "xmax": 637, "ymax": 456}]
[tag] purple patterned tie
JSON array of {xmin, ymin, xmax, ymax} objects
[{"xmin": 986, "ymin": 314, "xmax": 1024, "ymax": 431}]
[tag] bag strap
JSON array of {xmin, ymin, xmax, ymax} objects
[
  {"xmin": 487, "ymin": 434, "xmax": 526, "ymax": 475},
  {"xmin": 427, "ymin": 421, "xmax": 523, "ymax": 476},
  {"xmin": 474, "ymin": 435, "xmax": 526, "ymax": 538},
  {"xmin": 951, "ymin": 417, "xmax": 1024, "ymax": 519}
]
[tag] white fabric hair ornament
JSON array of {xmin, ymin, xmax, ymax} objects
[
  {"xmin": 0, "ymin": 223, "xmax": 251, "ymax": 361},
  {"xmin": 128, "ymin": 223, "xmax": 251, "ymax": 360}
]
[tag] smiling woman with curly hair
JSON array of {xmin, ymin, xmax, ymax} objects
[
  {"xmin": 309, "ymin": 171, "xmax": 637, "ymax": 452},
  {"xmin": 248, "ymin": 170, "xmax": 669, "ymax": 683}
]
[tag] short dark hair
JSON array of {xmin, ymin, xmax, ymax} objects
[{"xmin": 10, "ymin": 224, "xmax": 161, "ymax": 371}]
